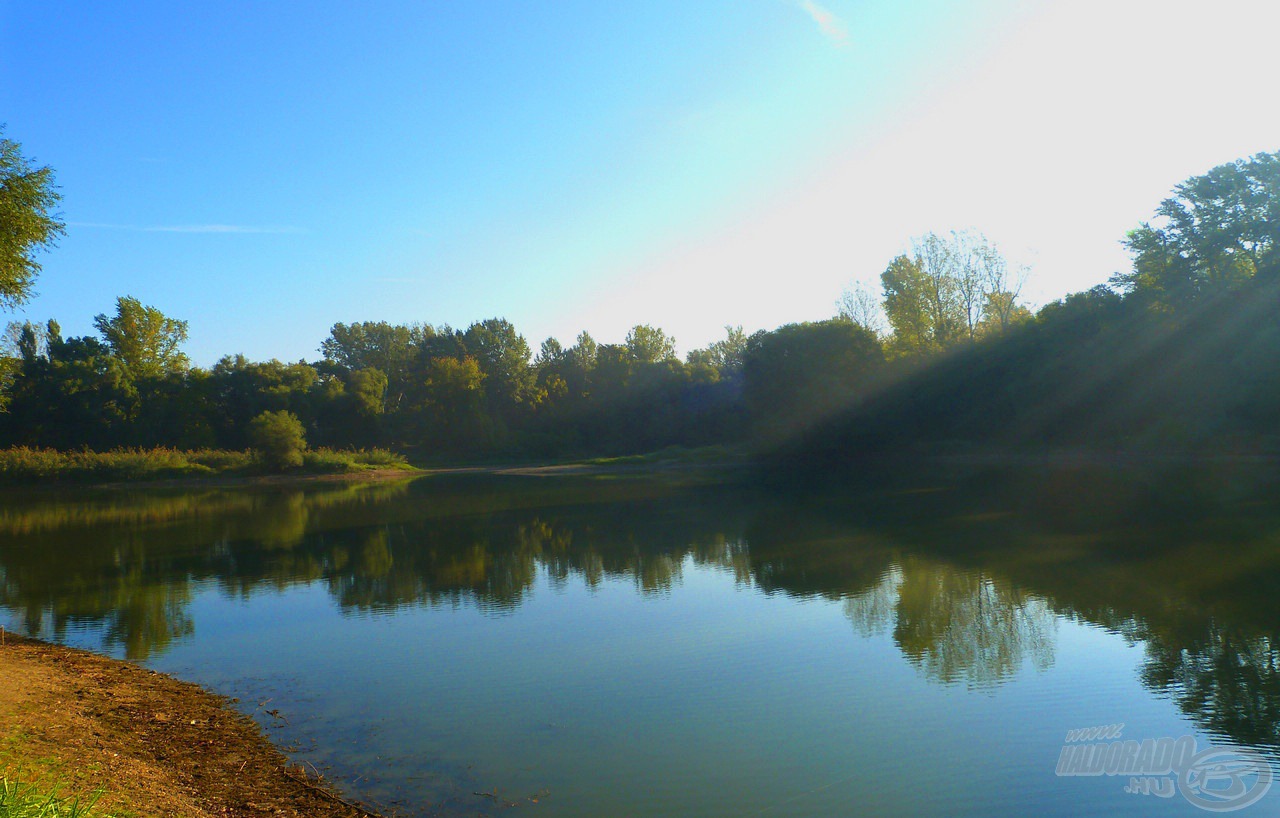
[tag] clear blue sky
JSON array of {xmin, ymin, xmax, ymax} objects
[{"xmin": 3, "ymin": 1, "xmax": 1277, "ymax": 364}]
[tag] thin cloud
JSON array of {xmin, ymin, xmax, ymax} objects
[
  {"xmin": 798, "ymin": 0, "xmax": 849, "ymax": 44},
  {"xmin": 69, "ymin": 222, "xmax": 305, "ymax": 234}
]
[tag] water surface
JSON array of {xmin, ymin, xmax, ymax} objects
[{"xmin": 2, "ymin": 466, "xmax": 1278, "ymax": 816}]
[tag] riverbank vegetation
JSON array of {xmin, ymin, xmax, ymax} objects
[
  {"xmin": 2, "ymin": 130, "xmax": 1278, "ymax": 472},
  {"xmin": 0, "ymin": 777, "xmax": 105, "ymax": 818},
  {"xmin": 0, "ymin": 776, "xmax": 113, "ymax": 818},
  {"xmin": 0, "ymin": 446, "xmax": 409, "ymax": 485}
]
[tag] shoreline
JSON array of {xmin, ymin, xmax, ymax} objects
[
  {"xmin": 5, "ymin": 445, "xmax": 1270, "ymax": 494},
  {"xmin": 0, "ymin": 452, "xmax": 754, "ymax": 492},
  {"xmin": 0, "ymin": 632, "xmax": 382, "ymax": 817},
  {"xmin": 0, "ymin": 466, "xmax": 424, "ymax": 493}
]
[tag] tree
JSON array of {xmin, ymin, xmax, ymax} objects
[
  {"xmin": 624, "ymin": 325, "xmax": 677, "ymax": 364},
  {"xmin": 687, "ymin": 325, "xmax": 749, "ymax": 377},
  {"xmin": 320, "ymin": 321, "xmax": 427, "ymax": 409},
  {"xmin": 975, "ymin": 242, "xmax": 1031, "ymax": 335},
  {"xmin": 881, "ymin": 254, "xmax": 955, "ymax": 356},
  {"xmin": 0, "ymin": 126, "xmax": 64, "ymax": 310},
  {"xmin": 415, "ymin": 355, "xmax": 490, "ymax": 449},
  {"xmin": 743, "ymin": 320, "xmax": 884, "ymax": 442},
  {"xmin": 535, "ymin": 337, "xmax": 564, "ymax": 367},
  {"xmin": 880, "ymin": 231, "xmax": 1030, "ymax": 355},
  {"xmin": 568, "ymin": 331, "xmax": 598, "ymax": 370},
  {"xmin": 1113, "ymin": 151, "xmax": 1280, "ymax": 308},
  {"xmin": 247, "ymin": 410, "xmax": 307, "ymax": 470},
  {"xmin": 93, "ymin": 296, "xmax": 190, "ymax": 378},
  {"xmin": 837, "ymin": 283, "xmax": 886, "ymax": 338},
  {"xmin": 462, "ymin": 318, "xmax": 533, "ymax": 411}
]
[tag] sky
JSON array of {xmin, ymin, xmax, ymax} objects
[{"xmin": 2, "ymin": 0, "xmax": 1278, "ymax": 365}]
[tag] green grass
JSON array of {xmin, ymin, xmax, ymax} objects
[
  {"xmin": 0, "ymin": 446, "xmax": 413, "ymax": 484},
  {"xmin": 0, "ymin": 775, "xmax": 119, "ymax": 818},
  {"xmin": 300, "ymin": 447, "xmax": 413, "ymax": 473},
  {"xmin": 583, "ymin": 444, "xmax": 746, "ymax": 467}
]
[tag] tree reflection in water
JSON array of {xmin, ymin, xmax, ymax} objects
[
  {"xmin": 843, "ymin": 560, "xmax": 1056, "ymax": 688},
  {"xmin": 3, "ymin": 469, "xmax": 1280, "ymax": 753}
]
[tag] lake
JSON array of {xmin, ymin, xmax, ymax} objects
[{"xmin": 2, "ymin": 464, "xmax": 1278, "ymax": 816}]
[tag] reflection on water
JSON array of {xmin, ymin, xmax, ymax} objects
[
  {"xmin": 843, "ymin": 561, "xmax": 1056, "ymax": 688},
  {"xmin": 4, "ymin": 465, "xmax": 1280, "ymax": 813}
]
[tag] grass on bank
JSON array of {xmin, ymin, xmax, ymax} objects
[
  {"xmin": 0, "ymin": 446, "xmax": 413, "ymax": 484},
  {"xmin": 583, "ymin": 443, "xmax": 749, "ymax": 467},
  {"xmin": 0, "ymin": 775, "xmax": 120, "ymax": 818}
]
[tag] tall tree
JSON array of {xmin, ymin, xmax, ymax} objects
[
  {"xmin": 837, "ymin": 283, "xmax": 886, "ymax": 338},
  {"xmin": 0, "ymin": 126, "xmax": 64, "ymax": 310},
  {"xmin": 624, "ymin": 325, "xmax": 677, "ymax": 364},
  {"xmin": 321, "ymin": 321, "xmax": 426, "ymax": 377},
  {"xmin": 93, "ymin": 296, "xmax": 190, "ymax": 378},
  {"xmin": 975, "ymin": 240, "xmax": 1030, "ymax": 335},
  {"xmin": 743, "ymin": 320, "xmax": 884, "ymax": 443},
  {"xmin": 881, "ymin": 231, "xmax": 1029, "ymax": 355},
  {"xmin": 462, "ymin": 318, "xmax": 533, "ymax": 411},
  {"xmin": 881, "ymin": 254, "xmax": 955, "ymax": 356},
  {"xmin": 1114, "ymin": 151, "xmax": 1280, "ymax": 307},
  {"xmin": 687, "ymin": 325, "xmax": 749, "ymax": 378}
]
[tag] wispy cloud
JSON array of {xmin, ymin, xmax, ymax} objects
[
  {"xmin": 797, "ymin": 0, "xmax": 849, "ymax": 44},
  {"xmin": 69, "ymin": 222, "xmax": 305, "ymax": 234}
]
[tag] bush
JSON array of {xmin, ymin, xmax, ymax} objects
[{"xmin": 247, "ymin": 411, "xmax": 307, "ymax": 471}]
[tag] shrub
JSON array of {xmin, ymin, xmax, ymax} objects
[{"xmin": 247, "ymin": 411, "xmax": 307, "ymax": 471}]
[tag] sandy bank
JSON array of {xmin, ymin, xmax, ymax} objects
[{"xmin": 0, "ymin": 633, "xmax": 379, "ymax": 817}]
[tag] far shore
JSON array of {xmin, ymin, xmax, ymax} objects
[
  {"xmin": 4, "ymin": 444, "xmax": 1273, "ymax": 494},
  {"xmin": 0, "ymin": 444, "xmax": 755, "ymax": 491}
]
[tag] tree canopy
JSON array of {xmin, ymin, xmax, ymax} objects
[
  {"xmin": 1115, "ymin": 150, "xmax": 1280, "ymax": 308},
  {"xmin": 3, "ymin": 148, "xmax": 1279, "ymax": 465},
  {"xmin": 0, "ymin": 126, "xmax": 64, "ymax": 310},
  {"xmin": 93, "ymin": 296, "xmax": 191, "ymax": 378}
]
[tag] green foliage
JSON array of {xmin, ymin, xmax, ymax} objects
[
  {"xmin": 0, "ymin": 774, "xmax": 115, "ymax": 818},
  {"xmin": 3, "ymin": 147, "xmax": 1276, "ymax": 471},
  {"xmin": 878, "ymin": 231, "xmax": 1028, "ymax": 357},
  {"xmin": 624, "ymin": 324, "xmax": 677, "ymax": 364},
  {"xmin": 687, "ymin": 325, "xmax": 748, "ymax": 378},
  {"xmin": 1115, "ymin": 150, "xmax": 1280, "ymax": 308},
  {"xmin": 246, "ymin": 410, "xmax": 307, "ymax": 471},
  {"xmin": 462, "ymin": 318, "xmax": 533, "ymax": 411},
  {"xmin": 347, "ymin": 368, "xmax": 387, "ymax": 417},
  {"xmin": 321, "ymin": 320, "xmax": 427, "ymax": 373},
  {"xmin": 300, "ymin": 447, "xmax": 410, "ymax": 472},
  {"xmin": 744, "ymin": 320, "xmax": 884, "ymax": 444},
  {"xmin": 92, "ymin": 297, "xmax": 189, "ymax": 378},
  {"xmin": 0, "ymin": 447, "xmax": 252, "ymax": 483},
  {"xmin": 0, "ymin": 444, "xmax": 407, "ymax": 483},
  {"xmin": 882, "ymin": 253, "xmax": 950, "ymax": 356},
  {"xmin": 0, "ymin": 127, "xmax": 64, "ymax": 311}
]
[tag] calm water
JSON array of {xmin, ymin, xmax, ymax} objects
[{"xmin": 2, "ymin": 466, "xmax": 1280, "ymax": 816}]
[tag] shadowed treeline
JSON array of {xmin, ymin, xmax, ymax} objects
[
  {"xmin": 5, "ymin": 468, "xmax": 1280, "ymax": 751},
  {"xmin": 5, "ymin": 151, "xmax": 1277, "ymax": 467},
  {"xmin": 778, "ymin": 274, "xmax": 1280, "ymax": 475}
]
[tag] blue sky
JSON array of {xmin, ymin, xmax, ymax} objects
[{"xmin": 3, "ymin": 1, "xmax": 1278, "ymax": 364}]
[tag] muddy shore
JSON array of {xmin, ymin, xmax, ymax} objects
[{"xmin": 0, "ymin": 632, "xmax": 381, "ymax": 817}]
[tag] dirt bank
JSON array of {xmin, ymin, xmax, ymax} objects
[{"xmin": 0, "ymin": 632, "xmax": 380, "ymax": 817}]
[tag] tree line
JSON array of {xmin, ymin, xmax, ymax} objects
[
  {"xmin": 3, "ymin": 123, "xmax": 1277, "ymax": 463},
  {"xmin": 0, "ymin": 298, "xmax": 887, "ymax": 458},
  {"xmin": 786, "ymin": 150, "xmax": 1280, "ymax": 469}
]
